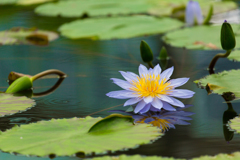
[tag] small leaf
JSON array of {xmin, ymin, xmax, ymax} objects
[{"xmin": 6, "ymin": 76, "xmax": 33, "ymax": 94}]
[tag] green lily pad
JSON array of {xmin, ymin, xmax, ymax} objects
[
  {"xmin": 89, "ymin": 154, "xmax": 184, "ymax": 160},
  {"xmin": 59, "ymin": 16, "xmax": 183, "ymax": 40},
  {"xmin": 194, "ymin": 70, "xmax": 240, "ymax": 99},
  {"xmin": 229, "ymin": 116, "xmax": 240, "ymax": 133},
  {"xmin": 192, "ymin": 152, "xmax": 240, "ymax": 160},
  {"xmin": 227, "ymin": 50, "xmax": 240, "ymax": 62},
  {"xmin": 0, "ymin": 114, "xmax": 162, "ymax": 156},
  {"xmin": 163, "ymin": 24, "xmax": 240, "ymax": 50},
  {"xmin": 16, "ymin": 0, "xmax": 54, "ymax": 6},
  {"xmin": 0, "ymin": 0, "xmax": 17, "ymax": 5},
  {"xmin": 0, "ymin": 27, "xmax": 58, "ymax": 46},
  {"xmin": 0, "ymin": 93, "xmax": 36, "ymax": 117},
  {"xmin": 34, "ymin": 0, "xmax": 237, "ymax": 18}
]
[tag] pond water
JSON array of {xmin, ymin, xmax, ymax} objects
[{"xmin": 1, "ymin": 3, "xmax": 240, "ymax": 160}]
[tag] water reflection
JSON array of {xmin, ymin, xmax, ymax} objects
[
  {"xmin": 222, "ymin": 101, "xmax": 238, "ymax": 142},
  {"xmin": 111, "ymin": 105, "xmax": 194, "ymax": 132}
]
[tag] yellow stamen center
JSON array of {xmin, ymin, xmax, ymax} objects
[{"xmin": 130, "ymin": 73, "xmax": 172, "ymax": 98}]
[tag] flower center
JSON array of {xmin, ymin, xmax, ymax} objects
[
  {"xmin": 130, "ymin": 73, "xmax": 172, "ymax": 98},
  {"xmin": 136, "ymin": 116, "xmax": 170, "ymax": 132}
]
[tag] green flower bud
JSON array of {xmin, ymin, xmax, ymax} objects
[
  {"xmin": 140, "ymin": 40, "xmax": 153, "ymax": 63},
  {"xmin": 6, "ymin": 76, "xmax": 33, "ymax": 94},
  {"xmin": 221, "ymin": 20, "xmax": 236, "ymax": 51}
]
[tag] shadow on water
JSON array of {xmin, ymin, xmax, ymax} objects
[{"xmin": 1, "ymin": 4, "xmax": 240, "ymax": 160}]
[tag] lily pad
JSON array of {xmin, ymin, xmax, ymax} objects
[
  {"xmin": 16, "ymin": 0, "xmax": 54, "ymax": 6},
  {"xmin": 34, "ymin": 0, "xmax": 237, "ymax": 18},
  {"xmin": 163, "ymin": 24, "xmax": 240, "ymax": 50},
  {"xmin": 0, "ymin": 93, "xmax": 36, "ymax": 117},
  {"xmin": 0, "ymin": 114, "xmax": 162, "ymax": 156},
  {"xmin": 59, "ymin": 16, "xmax": 184, "ymax": 40},
  {"xmin": 0, "ymin": 27, "xmax": 58, "ymax": 46},
  {"xmin": 192, "ymin": 152, "xmax": 240, "ymax": 160},
  {"xmin": 194, "ymin": 70, "xmax": 240, "ymax": 99},
  {"xmin": 227, "ymin": 50, "xmax": 240, "ymax": 62},
  {"xmin": 0, "ymin": 0, "xmax": 17, "ymax": 5},
  {"xmin": 89, "ymin": 154, "xmax": 184, "ymax": 160}
]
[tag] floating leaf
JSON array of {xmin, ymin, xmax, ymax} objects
[
  {"xmin": 0, "ymin": 93, "xmax": 35, "ymax": 117},
  {"xmin": 229, "ymin": 117, "xmax": 240, "ymax": 133},
  {"xmin": 34, "ymin": 0, "xmax": 237, "ymax": 18},
  {"xmin": 90, "ymin": 154, "xmax": 184, "ymax": 160},
  {"xmin": 163, "ymin": 24, "xmax": 240, "ymax": 50},
  {"xmin": 195, "ymin": 70, "xmax": 240, "ymax": 99},
  {"xmin": 196, "ymin": 152, "xmax": 240, "ymax": 160},
  {"xmin": 0, "ymin": 115, "xmax": 162, "ymax": 156},
  {"xmin": 0, "ymin": 0, "xmax": 17, "ymax": 5},
  {"xmin": 227, "ymin": 50, "xmax": 240, "ymax": 62},
  {"xmin": 192, "ymin": 152, "xmax": 240, "ymax": 160},
  {"xmin": 16, "ymin": 0, "xmax": 54, "ymax": 6},
  {"xmin": 59, "ymin": 16, "xmax": 183, "ymax": 40},
  {"xmin": 0, "ymin": 27, "xmax": 58, "ymax": 46}
]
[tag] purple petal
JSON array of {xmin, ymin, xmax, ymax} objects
[
  {"xmin": 160, "ymin": 66, "xmax": 174, "ymax": 81},
  {"xmin": 143, "ymin": 96, "xmax": 153, "ymax": 103},
  {"xmin": 185, "ymin": 1, "xmax": 203, "ymax": 25},
  {"xmin": 168, "ymin": 78, "xmax": 189, "ymax": 88},
  {"xmin": 149, "ymin": 105, "xmax": 161, "ymax": 112},
  {"xmin": 119, "ymin": 71, "xmax": 138, "ymax": 82},
  {"xmin": 152, "ymin": 64, "xmax": 161, "ymax": 76},
  {"xmin": 167, "ymin": 96, "xmax": 185, "ymax": 107},
  {"xmin": 110, "ymin": 78, "xmax": 133, "ymax": 90},
  {"xmin": 139, "ymin": 103, "xmax": 151, "ymax": 114},
  {"xmin": 169, "ymin": 89, "xmax": 195, "ymax": 99},
  {"xmin": 151, "ymin": 98, "xmax": 163, "ymax": 109},
  {"xmin": 193, "ymin": 2, "xmax": 203, "ymax": 24},
  {"xmin": 162, "ymin": 101, "xmax": 176, "ymax": 111},
  {"xmin": 134, "ymin": 100, "xmax": 146, "ymax": 113},
  {"xmin": 138, "ymin": 64, "xmax": 149, "ymax": 78},
  {"xmin": 124, "ymin": 97, "xmax": 142, "ymax": 106},
  {"xmin": 106, "ymin": 90, "xmax": 138, "ymax": 99},
  {"xmin": 158, "ymin": 95, "xmax": 174, "ymax": 103}
]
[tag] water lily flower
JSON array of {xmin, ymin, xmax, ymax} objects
[
  {"xmin": 106, "ymin": 64, "xmax": 195, "ymax": 113},
  {"xmin": 111, "ymin": 105, "xmax": 194, "ymax": 132},
  {"xmin": 185, "ymin": 0, "xmax": 204, "ymax": 25}
]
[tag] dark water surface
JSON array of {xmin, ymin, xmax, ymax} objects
[{"xmin": 1, "ymin": 4, "xmax": 240, "ymax": 160}]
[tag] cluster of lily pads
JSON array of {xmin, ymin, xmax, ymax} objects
[{"xmin": 1, "ymin": 0, "xmax": 240, "ymax": 160}]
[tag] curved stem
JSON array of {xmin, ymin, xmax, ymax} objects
[
  {"xmin": 30, "ymin": 69, "xmax": 67, "ymax": 82},
  {"xmin": 208, "ymin": 50, "xmax": 231, "ymax": 74},
  {"xmin": 147, "ymin": 61, "xmax": 154, "ymax": 69}
]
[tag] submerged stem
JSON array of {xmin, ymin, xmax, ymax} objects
[
  {"xmin": 30, "ymin": 69, "xmax": 67, "ymax": 82},
  {"xmin": 208, "ymin": 50, "xmax": 231, "ymax": 74}
]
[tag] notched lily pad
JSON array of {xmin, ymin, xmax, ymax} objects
[
  {"xmin": 0, "ymin": 114, "xmax": 162, "ymax": 157},
  {"xmin": 195, "ymin": 70, "xmax": 240, "ymax": 100},
  {"xmin": 16, "ymin": 0, "xmax": 54, "ymax": 6},
  {"xmin": 0, "ymin": 93, "xmax": 36, "ymax": 117},
  {"xmin": 90, "ymin": 154, "xmax": 184, "ymax": 160},
  {"xmin": 227, "ymin": 50, "xmax": 240, "ymax": 62},
  {"xmin": 163, "ymin": 24, "xmax": 240, "ymax": 50},
  {"xmin": 0, "ymin": 27, "xmax": 58, "ymax": 46},
  {"xmin": 192, "ymin": 152, "xmax": 240, "ymax": 160},
  {"xmin": 59, "ymin": 16, "xmax": 184, "ymax": 40}
]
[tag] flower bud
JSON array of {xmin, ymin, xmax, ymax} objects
[
  {"xmin": 185, "ymin": 0, "xmax": 203, "ymax": 26},
  {"xmin": 6, "ymin": 76, "xmax": 33, "ymax": 93},
  {"xmin": 140, "ymin": 40, "xmax": 153, "ymax": 63},
  {"xmin": 221, "ymin": 20, "xmax": 236, "ymax": 51}
]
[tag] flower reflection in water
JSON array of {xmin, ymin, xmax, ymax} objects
[{"xmin": 112, "ymin": 105, "xmax": 194, "ymax": 132}]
